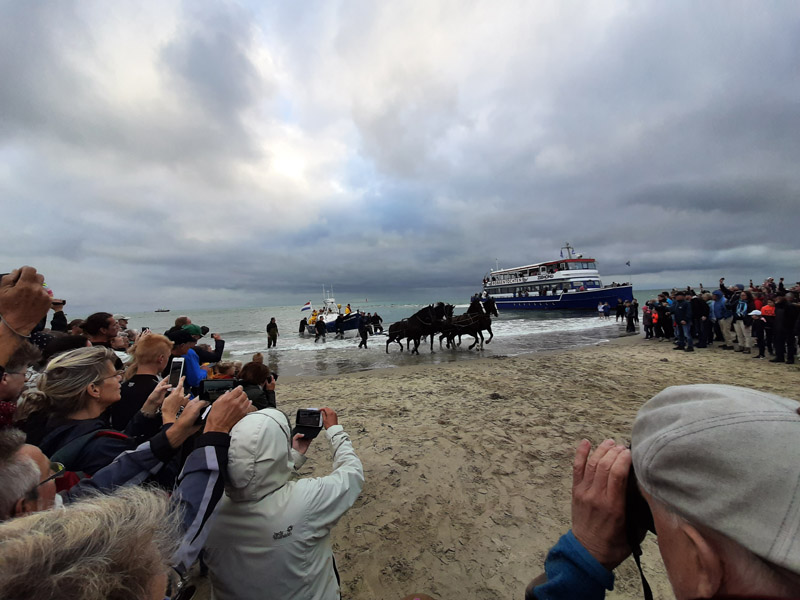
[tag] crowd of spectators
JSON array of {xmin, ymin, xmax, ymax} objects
[
  {"xmin": 637, "ymin": 276, "xmax": 799, "ymax": 364},
  {"xmin": 0, "ymin": 266, "xmax": 364, "ymax": 600}
]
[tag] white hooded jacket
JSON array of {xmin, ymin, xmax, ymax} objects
[{"xmin": 204, "ymin": 408, "xmax": 364, "ymax": 600}]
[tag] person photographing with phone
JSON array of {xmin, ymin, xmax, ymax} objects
[{"xmin": 204, "ymin": 405, "xmax": 364, "ymax": 600}]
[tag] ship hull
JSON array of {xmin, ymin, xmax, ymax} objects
[{"xmin": 487, "ymin": 285, "xmax": 633, "ymax": 311}]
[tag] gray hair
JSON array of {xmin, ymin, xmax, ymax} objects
[
  {"xmin": 0, "ymin": 429, "xmax": 39, "ymax": 521},
  {"xmin": 17, "ymin": 346, "xmax": 116, "ymax": 420},
  {"xmin": 0, "ymin": 486, "xmax": 181, "ymax": 600}
]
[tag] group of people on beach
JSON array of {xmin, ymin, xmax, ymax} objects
[
  {"xmin": 298, "ymin": 308, "xmax": 384, "ymax": 348},
  {"xmin": 636, "ymin": 276, "xmax": 799, "ymax": 363},
  {"xmin": 0, "ymin": 266, "xmax": 364, "ymax": 599}
]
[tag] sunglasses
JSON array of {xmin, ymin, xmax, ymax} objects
[{"xmin": 38, "ymin": 462, "xmax": 65, "ymax": 487}]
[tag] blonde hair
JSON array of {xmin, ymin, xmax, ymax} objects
[
  {"xmin": 0, "ymin": 486, "xmax": 180, "ymax": 600},
  {"xmin": 215, "ymin": 361, "xmax": 235, "ymax": 377},
  {"xmin": 252, "ymin": 352, "xmax": 264, "ymax": 363},
  {"xmin": 17, "ymin": 346, "xmax": 116, "ymax": 421},
  {"xmin": 124, "ymin": 334, "xmax": 172, "ymax": 380}
]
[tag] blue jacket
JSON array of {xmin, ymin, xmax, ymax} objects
[
  {"xmin": 530, "ymin": 530, "xmax": 614, "ymax": 600},
  {"xmin": 711, "ymin": 291, "xmax": 731, "ymax": 320},
  {"xmin": 184, "ymin": 348, "xmax": 208, "ymax": 388}
]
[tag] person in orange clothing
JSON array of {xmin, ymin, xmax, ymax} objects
[{"xmin": 761, "ymin": 298, "xmax": 776, "ymax": 355}]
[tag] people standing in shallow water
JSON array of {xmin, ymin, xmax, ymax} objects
[
  {"xmin": 625, "ymin": 301, "xmax": 636, "ymax": 333},
  {"xmin": 298, "ymin": 317, "xmax": 307, "ymax": 334},
  {"xmin": 358, "ymin": 319, "xmax": 369, "ymax": 349},
  {"xmin": 371, "ymin": 312, "xmax": 384, "ymax": 333},
  {"xmin": 315, "ymin": 316, "xmax": 326, "ymax": 343},
  {"xmin": 335, "ymin": 314, "xmax": 344, "ymax": 339},
  {"xmin": 266, "ymin": 318, "xmax": 279, "ymax": 349},
  {"xmin": 615, "ymin": 299, "xmax": 625, "ymax": 322}
]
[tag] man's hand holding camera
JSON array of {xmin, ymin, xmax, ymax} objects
[{"xmin": 571, "ymin": 439, "xmax": 632, "ymax": 571}]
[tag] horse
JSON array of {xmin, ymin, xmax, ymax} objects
[
  {"xmin": 385, "ymin": 319, "xmax": 411, "ymax": 353},
  {"xmin": 441, "ymin": 297, "xmax": 498, "ymax": 350},
  {"xmin": 385, "ymin": 303, "xmax": 453, "ymax": 355}
]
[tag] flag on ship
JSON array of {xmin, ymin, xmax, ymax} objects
[{"xmin": 301, "ymin": 301, "xmax": 312, "ymax": 311}]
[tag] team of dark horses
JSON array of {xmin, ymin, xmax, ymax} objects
[{"xmin": 385, "ymin": 298, "xmax": 498, "ymax": 354}]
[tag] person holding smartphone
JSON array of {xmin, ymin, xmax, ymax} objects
[{"xmin": 204, "ymin": 406, "xmax": 364, "ymax": 600}]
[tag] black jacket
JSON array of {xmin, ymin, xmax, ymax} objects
[
  {"xmin": 194, "ymin": 338, "xmax": 225, "ymax": 363},
  {"xmin": 672, "ymin": 299, "xmax": 692, "ymax": 323},
  {"xmin": 21, "ymin": 409, "xmax": 162, "ymax": 476},
  {"xmin": 690, "ymin": 297, "xmax": 709, "ymax": 319}
]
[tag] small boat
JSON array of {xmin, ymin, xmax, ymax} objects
[
  {"xmin": 475, "ymin": 243, "xmax": 633, "ymax": 311},
  {"xmin": 154, "ymin": 308, "xmax": 170, "ymax": 313},
  {"xmin": 302, "ymin": 287, "xmax": 363, "ymax": 336}
]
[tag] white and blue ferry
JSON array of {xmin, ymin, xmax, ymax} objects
[{"xmin": 475, "ymin": 243, "xmax": 633, "ymax": 311}]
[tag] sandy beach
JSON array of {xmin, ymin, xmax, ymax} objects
[{"xmin": 196, "ymin": 335, "xmax": 799, "ymax": 600}]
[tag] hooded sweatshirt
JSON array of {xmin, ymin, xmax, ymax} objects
[
  {"xmin": 204, "ymin": 408, "xmax": 364, "ymax": 600},
  {"xmin": 711, "ymin": 291, "xmax": 731, "ymax": 321}
]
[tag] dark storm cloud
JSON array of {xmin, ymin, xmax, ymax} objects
[{"xmin": 1, "ymin": 1, "xmax": 799, "ymax": 311}]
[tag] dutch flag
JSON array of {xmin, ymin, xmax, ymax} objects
[{"xmin": 301, "ymin": 301, "xmax": 312, "ymax": 312}]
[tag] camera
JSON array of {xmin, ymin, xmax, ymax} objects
[
  {"xmin": 199, "ymin": 379, "xmax": 238, "ymax": 402},
  {"xmin": 294, "ymin": 408, "xmax": 323, "ymax": 440},
  {"xmin": 625, "ymin": 464, "xmax": 655, "ymax": 547}
]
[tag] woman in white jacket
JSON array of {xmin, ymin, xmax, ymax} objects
[{"xmin": 204, "ymin": 406, "xmax": 364, "ymax": 600}]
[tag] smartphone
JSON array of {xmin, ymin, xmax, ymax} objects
[
  {"xmin": 142, "ymin": 326, "xmax": 150, "ymax": 332},
  {"xmin": 294, "ymin": 408, "xmax": 323, "ymax": 440},
  {"xmin": 199, "ymin": 379, "xmax": 237, "ymax": 402},
  {"xmin": 168, "ymin": 357, "xmax": 185, "ymax": 389}
]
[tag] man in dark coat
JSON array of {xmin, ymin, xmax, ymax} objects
[
  {"xmin": 771, "ymin": 294, "xmax": 798, "ymax": 364},
  {"xmin": 314, "ymin": 316, "xmax": 326, "ymax": 343}
]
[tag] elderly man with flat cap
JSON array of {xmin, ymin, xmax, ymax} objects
[{"xmin": 527, "ymin": 384, "xmax": 800, "ymax": 600}]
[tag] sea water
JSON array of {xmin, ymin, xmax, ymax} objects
[{"xmin": 119, "ymin": 292, "xmax": 654, "ymax": 377}]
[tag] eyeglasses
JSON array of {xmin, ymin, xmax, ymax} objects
[
  {"xmin": 38, "ymin": 462, "xmax": 65, "ymax": 487},
  {"xmin": 5, "ymin": 370, "xmax": 32, "ymax": 381},
  {"xmin": 96, "ymin": 370, "xmax": 124, "ymax": 383}
]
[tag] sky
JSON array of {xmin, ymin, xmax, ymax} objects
[{"xmin": 2, "ymin": 0, "xmax": 799, "ymax": 313}]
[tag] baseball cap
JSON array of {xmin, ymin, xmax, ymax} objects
[
  {"xmin": 748, "ymin": 310, "xmax": 762, "ymax": 316},
  {"xmin": 632, "ymin": 385, "xmax": 800, "ymax": 574},
  {"xmin": 166, "ymin": 329, "xmax": 195, "ymax": 345},
  {"xmin": 182, "ymin": 324, "xmax": 204, "ymax": 337},
  {"xmin": 113, "ymin": 314, "xmax": 131, "ymax": 321}
]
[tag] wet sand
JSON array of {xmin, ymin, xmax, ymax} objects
[{"xmin": 196, "ymin": 335, "xmax": 799, "ymax": 600}]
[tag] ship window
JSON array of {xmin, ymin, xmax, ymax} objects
[{"xmin": 588, "ymin": 262, "xmax": 596, "ymax": 269}]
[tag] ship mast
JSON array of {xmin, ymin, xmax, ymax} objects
[{"xmin": 561, "ymin": 242, "xmax": 575, "ymax": 259}]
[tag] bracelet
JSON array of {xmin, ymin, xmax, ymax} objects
[{"xmin": 0, "ymin": 314, "xmax": 31, "ymax": 339}]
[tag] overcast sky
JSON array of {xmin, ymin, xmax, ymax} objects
[{"xmin": 2, "ymin": 1, "xmax": 799, "ymax": 313}]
